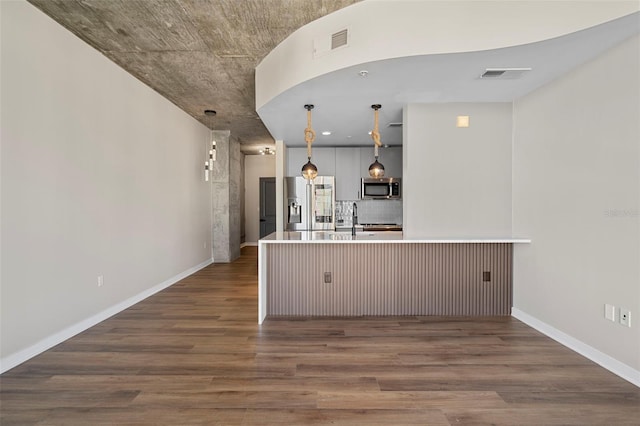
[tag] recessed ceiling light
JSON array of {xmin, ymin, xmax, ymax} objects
[{"xmin": 322, "ymin": 131, "xmax": 331, "ymax": 136}]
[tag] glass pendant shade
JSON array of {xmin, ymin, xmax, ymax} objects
[
  {"xmin": 368, "ymin": 157, "xmax": 385, "ymax": 178},
  {"xmin": 301, "ymin": 158, "xmax": 318, "ymax": 180}
]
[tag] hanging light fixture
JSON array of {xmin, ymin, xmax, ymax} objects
[
  {"xmin": 368, "ymin": 104, "xmax": 385, "ymax": 178},
  {"xmin": 259, "ymin": 147, "xmax": 275, "ymax": 155},
  {"xmin": 204, "ymin": 109, "xmax": 217, "ymax": 181},
  {"xmin": 301, "ymin": 104, "xmax": 318, "ymax": 180}
]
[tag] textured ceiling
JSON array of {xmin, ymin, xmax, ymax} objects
[{"xmin": 27, "ymin": 0, "xmax": 360, "ymax": 151}]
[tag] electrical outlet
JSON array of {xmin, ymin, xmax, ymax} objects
[
  {"xmin": 619, "ymin": 308, "xmax": 631, "ymax": 327},
  {"xmin": 605, "ymin": 304, "xmax": 616, "ymax": 322},
  {"xmin": 323, "ymin": 272, "xmax": 332, "ymax": 284},
  {"xmin": 97, "ymin": 275, "xmax": 104, "ymax": 287}
]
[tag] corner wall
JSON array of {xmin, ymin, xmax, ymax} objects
[
  {"xmin": 1, "ymin": 1, "xmax": 212, "ymax": 369},
  {"xmin": 403, "ymin": 103, "xmax": 512, "ymax": 238},
  {"xmin": 512, "ymin": 35, "xmax": 640, "ymax": 373}
]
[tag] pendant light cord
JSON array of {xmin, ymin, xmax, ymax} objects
[
  {"xmin": 371, "ymin": 105, "xmax": 382, "ymax": 157},
  {"xmin": 305, "ymin": 107, "xmax": 316, "ymax": 158}
]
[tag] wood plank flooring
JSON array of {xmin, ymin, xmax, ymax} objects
[{"xmin": 1, "ymin": 246, "xmax": 638, "ymax": 425}]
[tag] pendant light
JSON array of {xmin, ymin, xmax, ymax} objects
[
  {"xmin": 368, "ymin": 104, "xmax": 385, "ymax": 178},
  {"xmin": 204, "ymin": 109, "xmax": 217, "ymax": 181},
  {"xmin": 301, "ymin": 104, "xmax": 318, "ymax": 180}
]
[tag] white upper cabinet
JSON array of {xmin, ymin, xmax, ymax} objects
[
  {"xmin": 313, "ymin": 148, "xmax": 336, "ymax": 176},
  {"xmin": 378, "ymin": 146, "xmax": 403, "ymax": 178},
  {"xmin": 286, "ymin": 147, "xmax": 308, "ymax": 177},
  {"xmin": 335, "ymin": 148, "xmax": 361, "ymax": 200}
]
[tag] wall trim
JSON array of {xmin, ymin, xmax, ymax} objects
[
  {"xmin": 0, "ymin": 258, "xmax": 213, "ymax": 374},
  {"xmin": 512, "ymin": 307, "xmax": 640, "ymax": 388},
  {"xmin": 241, "ymin": 242, "xmax": 259, "ymax": 247}
]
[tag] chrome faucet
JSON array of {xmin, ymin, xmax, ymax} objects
[{"xmin": 351, "ymin": 202, "xmax": 358, "ymax": 236}]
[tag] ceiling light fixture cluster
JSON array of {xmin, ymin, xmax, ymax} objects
[{"xmin": 260, "ymin": 147, "xmax": 276, "ymax": 155}]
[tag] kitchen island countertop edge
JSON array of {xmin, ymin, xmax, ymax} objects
[{"xmin": 259, "ymin": 231, "xmax": 531, "ymax": 244}]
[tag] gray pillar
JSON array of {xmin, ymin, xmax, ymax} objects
[{"xmin": 211, "ymin": 130, "xmax": 241, "ymax": 262}]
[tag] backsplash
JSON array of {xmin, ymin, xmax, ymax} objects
[{"xmin": 335, "ymin": 200, "xmax": 403, "ymax": 227}]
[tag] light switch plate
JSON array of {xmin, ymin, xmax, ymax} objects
[{"xmin": 605, "ymin": 304, "xmax": 616, "ymax": 322}]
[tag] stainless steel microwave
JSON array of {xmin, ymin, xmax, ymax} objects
[{"xmin": 361, "ymin": 178, "xmax": 401, "ymax": 199}]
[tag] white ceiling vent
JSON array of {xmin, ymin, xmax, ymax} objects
[
  {"xmin": 313, "ymin": 27, "xmax": 350, "ymax": 59},
  {"xmin": 331, "ymin": 29, "xmax": 349, "ymax": 50},
  {"xmin": 480, "ymin": 68, "xmax": 532, "ymax": 79}
]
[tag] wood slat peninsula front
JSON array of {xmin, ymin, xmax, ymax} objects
[{"xmin": 258, "ymin": 233, "xmax": 530, "ymax": 324}]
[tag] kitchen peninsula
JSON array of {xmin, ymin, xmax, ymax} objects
[{"xmin": 257, "ymin": 232, "xmax": 530, "ymax": 324}]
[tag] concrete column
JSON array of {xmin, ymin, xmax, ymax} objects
[{"xmin": 211, "ymin": 130, "xmax": 241, "ymax": 262}]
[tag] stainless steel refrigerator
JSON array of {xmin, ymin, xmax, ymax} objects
[{"xmin": 284, "ymin": 176, "xmax": 335, "ymax": 231}]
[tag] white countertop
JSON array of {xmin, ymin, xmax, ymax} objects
[{"xmin": 260, "ymin": 231, "xmax": 530, "ymax": 244}]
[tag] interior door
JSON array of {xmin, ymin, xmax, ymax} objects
[{"xmin": 259, "ymin": 177, "xmax": 277, "ymax": 238}]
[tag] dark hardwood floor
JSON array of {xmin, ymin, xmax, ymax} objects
[{"xmin": 1, "ymin": 246, "xmax": 638, "ymax": 425}]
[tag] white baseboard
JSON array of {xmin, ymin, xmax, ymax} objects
[
  {"xmin": 512, "ymin": 307, "xmax": 640, "ymax": 388},
  {"xmin": 0, "ymin": 258, "xmax": 213, "ymax": 374},
  {"xmin": 241, "ymin": 242, "xmax": 258, "ymax": 247}
]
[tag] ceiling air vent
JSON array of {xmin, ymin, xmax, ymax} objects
[
  {"xmin": 331, "ymin": 29, "xmax": 349, "ymax": 50},
  {"xmin": 313, "ymin": 28, "xmax": 350, "ymax": 58},
  {"xmin": 481, "ymin": 70, "xmax": 506, "ymax": 78},
  {"xmin": 480, "ymin": 68, "xmax": 532, "ymax": 79}
]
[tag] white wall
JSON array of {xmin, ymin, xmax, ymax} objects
[
  {"xmin": 512, "ymin": 35, "xmax": 640, "ymax": 372},
  {"xmin": 244, "ymin": 155, "xmax": 276, "ymax": 243},
  {"xmin": 403, "ymin": 103, "xmax": 513, "ymax": 238},
  {"xmin": 1, "ymin": 1, "xmax": 212, "ymax": 370}
]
